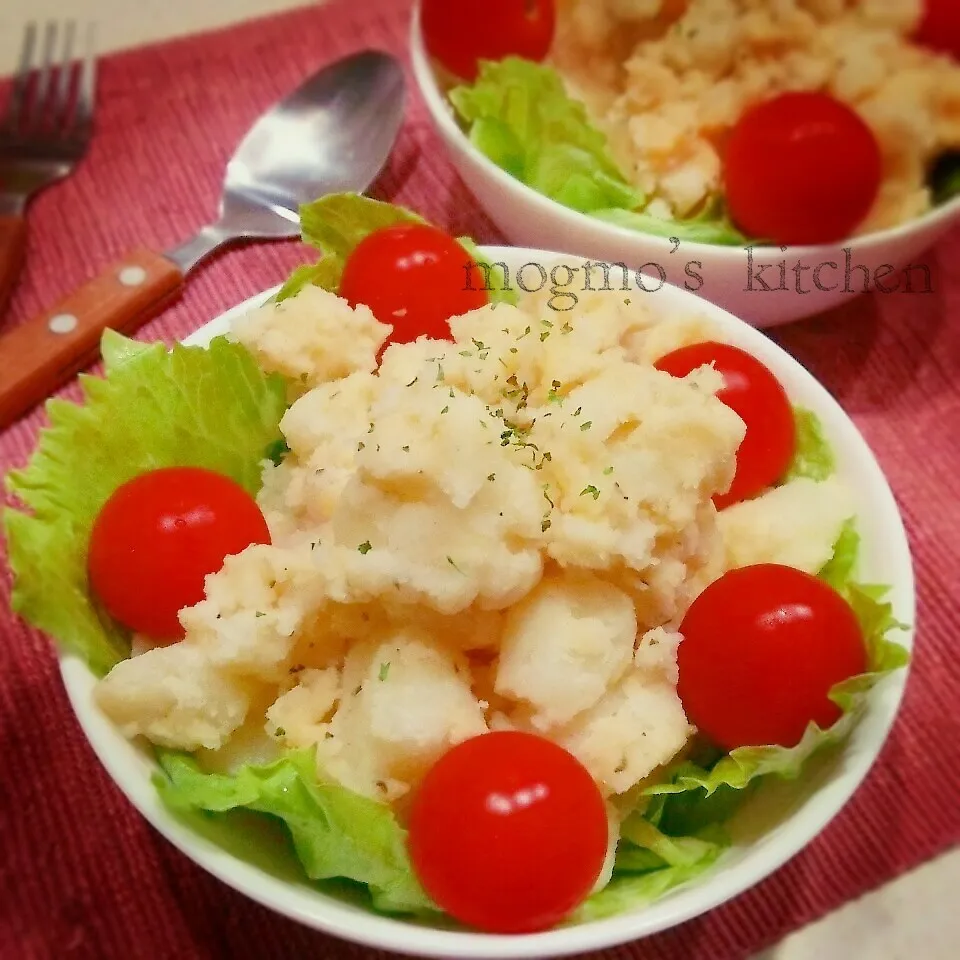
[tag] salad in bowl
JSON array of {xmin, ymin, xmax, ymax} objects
[
  {"xmin": 4, "ymin": 194, "xmax": 912, "ymax": 955},
  {"xmin": 411, "ymin": 0, "xmax": 960, "ymax": 326}
]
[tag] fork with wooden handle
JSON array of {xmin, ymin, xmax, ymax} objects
[
  {"xmin": 0, "ymin": 23, "xmax": 97, "ymax": 319},
  {"xmin": 0, "ymin": 24, "xmax": 185, "ymax": 428}
]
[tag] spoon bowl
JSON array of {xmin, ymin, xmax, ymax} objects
[{"xmin": 178, "ymin": 50, "xmax": 407, "ymax": 259}]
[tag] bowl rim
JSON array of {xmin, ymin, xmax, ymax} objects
[
  {"xmin": 57, "ymin": 250, "xmax": 916, "ymax": 959},
  {"xmin": 407, "ymin": 2, "xmax": 960, "ymax": 260}
]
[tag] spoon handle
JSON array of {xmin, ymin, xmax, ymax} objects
[
  {"xmin": 0, "ymin": 213, "xmax": 27, "ymax": 319},
  {"xmin": 0, "ymin": 248, "xmax": 183, "ymax": 430}
]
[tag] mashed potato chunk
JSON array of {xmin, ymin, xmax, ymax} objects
[
  {"xmin": 495, "ymin": 570, "xmax": 637, "ymax": 730},
  {"xmin": 232, "ymin": 285, "xmax": 391, "ymax": 387},
  {"xmin": 313, "ymin": 631, "xmax": 488, "ymax": 802},
  {"xmin": 558, "ymin": 629, "xmax": 692, "ymax": 795},
  {"xmin": 95, "ymin": 645, "xmax": 255, "ymax": 751},
  {"xmin": 265, "ymin": 667, "xmax": 341, "ymax": 747}
]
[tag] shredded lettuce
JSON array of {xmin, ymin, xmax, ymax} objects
[
  {"xmin": 448, "ymin": 58, "xmax": 750, "ymax": 246},
  {"xmin": 277, "ymin": 193, "xmax": 517, "ymax": 306},
  {"xmin": 155, "ymin": 748, "xmax": 435, "ymax": 915},
  {"xmin": 785, "ymin": 406, "xmax": 837, "ymax": 482},
  {"xmin": 3, "ymin": 331, "xmax": 287, "ymax": 677},
  {"xmin": 573, "ymin": 818, "xmax": 727, "ymax": 922},
  {"xmin": 818, "ymin": 520, "xmax": 860, "ymax": 591}
]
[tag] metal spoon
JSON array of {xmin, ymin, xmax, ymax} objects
[{"xmin": 0, "ymin": 50, "xmax": 406, "ymax": 428}]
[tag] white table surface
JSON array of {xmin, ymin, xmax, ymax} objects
[{"xmin": 1, "ymin": 2, "xmax": 957, "ymax": 958}]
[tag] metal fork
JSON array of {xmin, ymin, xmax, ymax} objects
[{"xmin": 0, "ymin": 22, "xmax": 97, "ymax": 316}]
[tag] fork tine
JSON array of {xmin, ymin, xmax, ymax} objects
[
  {"xmin": 53, "ymin": 21, "xmax": 78, "ymax": 131},
  {"xmin": 28, "ymin": 22, "xmax": 59, "ymax": 132},
  {"xmin": 73, "ymin": 23, "xmax": 97, "ymax": 133},
  {"xmin": 3, "ymin": 22, "xmax": 38, "ymax": 133}
]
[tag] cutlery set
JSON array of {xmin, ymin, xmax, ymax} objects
[{"xmin": 0, "ymin": 23, "xmax": 406, "ymax": 429}]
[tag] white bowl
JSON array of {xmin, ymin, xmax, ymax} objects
[
  {"xmin": 58, "ymin": 248, "xmax": 914, "ymax": 958},
  {"xmin": 409, "ymin": 6, "xmax": 960, "ymax": 328}
]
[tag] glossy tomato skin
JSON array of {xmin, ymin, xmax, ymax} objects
[
  {"xmin": 407, "ymin": 730, "xmax": 608, "ymax": 934},
  {"xmin": 654, "ymin": 342, "xmax": 796, "ymax": 509},
  {"xmin": 723, "ymin": 92, "xmax": 882, "ymax": 246},
  {"xmin": 915, "ymin": 1, "xmax": 960, "ymax": 60},
  {"xmin": 420, "ymin": 0, "xmax": 556, "ymax": 82},
  {"xmin": 338, "ymin": 224, "xmax": 489, "ymax": 347},
  {"xmin": 88, "ymin": 466, "xmax": 271, "ymax": 641},
  {"xmin": 677, "ymin": 564, "xmax": 868, "ymax": 751}
]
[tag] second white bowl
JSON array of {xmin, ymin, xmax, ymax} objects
[{"xmin": 409, "ymin": 6, "xmax": 960, "ymax": 328}]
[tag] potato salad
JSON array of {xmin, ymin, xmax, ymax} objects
[
  {"xmin": 424, "ymin": 0, "xmax": 960, "ymax": 246},
  {"xmin": 5, "ymin": 195, "xmax": 908, "ymax": 935},
  {"xmin": 96, "ymin": 275, "xmax": 853, "ymax": 797}
]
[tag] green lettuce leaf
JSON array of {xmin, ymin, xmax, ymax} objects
[
  {"xmin": 572, "ymin": 818, "xmax": 727, "ymax": 922},
  {"xmin": 274, "ymin": 258, "xmax": 343, "ymax": 304},
  {"xmin": 450, "ymin": 58, "xmax": 642, "ymax": 212},
  {"xmin": 448, "ymin": 58, "xmax": 751, "ymax": 245},
  {"xmin": 589, "ymin": 206, "xmax": 749, "ymax": 246},
  {"xmin": 3, "ymin": 331, "xmax": 287, "ymax": 677},
  {"xmin": 155, "ymin": 748, "xmax": 434, "ymax": 915},
  {"xmin": 275, "ymin": 194, "xmax": 424, "ymax": 303},
  {"xmin": 278, "ymin": 193, "xmax": 515, "ymax": 306},
  {"xmin": 301, "ymin": 193, "xmax": 426, "ymax": 262},
  {"xmin": 818, "ymin": 520, "xmax": 859, "ymax": 591},
  {"xmin": 456, "ymin": 235, "xmax": 519, "ymax": 306},
  {"xmin": 784, "ymin": 407, "xmax": 836, "ymax": 482}
]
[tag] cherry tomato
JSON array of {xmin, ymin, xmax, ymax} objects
[
  {"xmin": 677, "ymin": 564, "xmax": 867, "ymax": 751},
  {"xmin": 88, "ymin": 466, "xmax": 271, "ymax": 641},
  {"xmin": 654, "ymin": 342, "xmax": 796, "ymax": 509},
  {"xmin": 722, "ymin": 92, "xmax": 882, "ymax": 245},
  {"xmin": 420, "ymin": 0, "xmax": 556, "ymax": 82},
  {"xmin": 338, "ymin": 224, "xmax": 489, "ymax": 347},
  {"xmin": 915, "ymin": 1, "xmax": 960, "ymax": 60},
  {"xmin": 407, "ymin": 730, "xmax": 608, "ymax": 933}
]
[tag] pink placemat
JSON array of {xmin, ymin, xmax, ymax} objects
[{"xmin": 1, "ymin": 1, "xmax": 958, "ymax": 957}]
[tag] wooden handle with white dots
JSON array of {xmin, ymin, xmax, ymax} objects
[{"xmin": 0, "ymin": 249, "xmax": 183, "ymax": 429}]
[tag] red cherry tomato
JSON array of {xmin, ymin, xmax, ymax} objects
[
  {"xmin": 654, "ymin": 342, "xmax": 796, "ymax": 509},
  {"xmin": 407, "ymin": 730, "xmax": 608, "ymax": 933},
  {"xmin": 339, "ymin": 224, "xmax": 489, "ymax": 347},
  {"xmin": 420, "ymin": 0, "xmax": 556, "ymax": 82},
  {"xmin": 88, "ymin": 467, "xmax": 271, "ymax": 641},
  {"xmin": 677, "ymin": 564, "xmax": 868, "ymax": 751},
  {"xmin": 915, "ymin": 1, "xmax": 960, "ymax": 60},
  {"xmin": 722, "ymin": 92, "xmax": 882, "ymax": 245}
]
